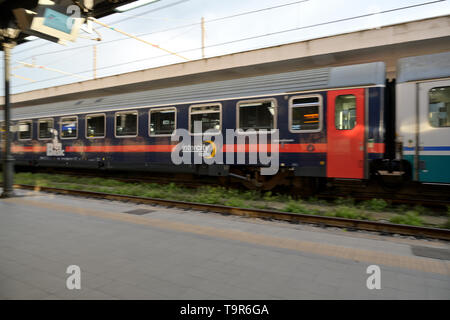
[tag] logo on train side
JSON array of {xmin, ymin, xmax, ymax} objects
[
  {"xmin": 46, "ymin": 128, "xmax": 65, "ymax": 156},
  {"xmin": 181, "ymin": 140, "xmax": 216, "ymax": 158},
  {"xmin": 171, "ymin": 121, "xmax": 279, "ymax": 175}
]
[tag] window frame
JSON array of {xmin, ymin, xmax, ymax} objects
[
  {"xmin": 37, "ymin": 118, "xmax": 54, "ymax": 140},
  {"xmin": 188, "ymin": 103, "xmax": 222, "ymax": 135},
  {"xmin": 148, "ymin": 107, "xmax": 177, "ymax": 137},
  {"xmin": 85, "ymin": 113, "xmax": 106, "ymax": 139},
  {"xmin": 60, "ymin": 116, "xmax": 78, "ymax": 140},
  {"xmin": 114, "ymin": 110, "xmax": 139, "ymax": 138},
  {"xmin": 288, "ymin": 94, "xmax": 323, "ymax": 133},
  {"xmin": 334, "ymin": 94, "xmax": 357, "ymax": 131},
  {"xmin": 428, "ymin": 86, "xmax": 450, "ymax": 128},
  {"xmin": 236, "ymin": 98, "xmax": 277, "ymax": 133},
  {"xmin": 18, "ymin": 120, "xmax": 33, "ymax": 141}
]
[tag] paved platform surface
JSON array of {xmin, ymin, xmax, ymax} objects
[{"xmin": 0, "ymin": 188, "xmax": 449, "ymax": 300}]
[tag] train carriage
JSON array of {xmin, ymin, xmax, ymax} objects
[
  {"xmin": 396, "ymin": 52, "xmax": 450, "ymax": 184},
  {"xmin": 2, "ymin": 61, "xmax": 387, "ymax": 189}
]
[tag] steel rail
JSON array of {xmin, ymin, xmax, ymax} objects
[{"xmin": 14, "ymin": 184, "xmax": 450, "ymax": 241}]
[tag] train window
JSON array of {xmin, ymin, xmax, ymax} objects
[
  {"xmin": 238, "ymin": 100, "xmax": 276, "ymax": 131},
  {"xmin": 149, "ymin": 108, "xmax": 176, "ymax": 136},
  {"xmin": 429, "ymin": 86, "xmax": 450, "ymax": 128},
  {"xmin": 60, "ymin": 117, "xmax": 78, "ymax": 139},
  {"xmin": 189, "ymin": 104, "xmax": 221, "ymax": 133},
  {"xmin": 115, "ymin": 111, "xmax": 138, "ymax": 137},
  {"xmin": 38, "ymin": 118, "xmax": 54, "ymax": 139},
  {"xmin": 335, "ymin": 95, "xmax": 356, "ymax": 130},
  {"xmin": 86, "ymin": 114, "xmax": 105, "ymax": 138},
  {"xmin": 289, "ymin": 96, "xmax": 321, "ymax": 132},
  {"xmin": 18, "ymin": 120, "xmax": 32, "ymax": 140}
]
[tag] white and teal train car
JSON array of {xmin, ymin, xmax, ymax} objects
[{"xmin": 396, "ymin": 52, "xmax": 450, "ymax": 184}]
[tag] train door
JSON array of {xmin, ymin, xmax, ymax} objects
[
  {"xmin": 327, "ymin": 88, "xmax": 365, "ymax": 179},
  {"xmin": 417, "ymin": 80, "xmax": 450, "ymax": 183}
]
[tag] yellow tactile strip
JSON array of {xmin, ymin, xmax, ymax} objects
[{"xmin": 5, "ymin": 197, "xmax": 450, "ymax": 276}]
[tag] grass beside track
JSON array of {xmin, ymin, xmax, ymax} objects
[{"xmin": 2, "ymin": 172, "xmax": 450, "ymax": 230}]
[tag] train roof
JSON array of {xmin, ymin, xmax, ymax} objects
[
  {"xmin": 5, "ymin": 61, "xmax": 385, "ymax": 121},
  {"xmin": 396, "ymin": 51, "xmax": 450, "ymax": 83}
]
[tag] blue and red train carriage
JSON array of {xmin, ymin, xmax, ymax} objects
[{"xmin": 2, "ymin": 52, "xmax": 449, "ymax": 189}]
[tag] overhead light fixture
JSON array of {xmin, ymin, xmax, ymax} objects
[
  {"xmin": 115, "ymin": 0, "xmax": 161, "ymax": 12},
  {"xmin": 24, "ymin": 35, "xmax": 38, "ymax": 41}
]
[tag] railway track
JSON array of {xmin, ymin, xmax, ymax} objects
[
  {"xmin": 317, "ymin": 187, "xmax": 450, "ymax": 210},
  {"xmin": 322, "ymin": 180, "xmax": 450, "ymax": 210},
  {"xmin": 15, "ymin": 183, "xmax": 450, "ymax": 241},
  {"xmin": 15, "ymin": 167, "xmax": 450, "ymax": 210}
]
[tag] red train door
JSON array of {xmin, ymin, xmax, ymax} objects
[{"xmin": 327, "ymin": 88, "xmax": 365, "ymax": 179}]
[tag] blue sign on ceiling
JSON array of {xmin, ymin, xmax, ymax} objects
[{"xmin": 43, "ymin": 8, "xmax": 73, "ymax": 34}]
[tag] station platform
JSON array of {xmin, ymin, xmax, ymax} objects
[{"xmin": 0, "ymin": 188, "xmax": 449, "ymax": 300}]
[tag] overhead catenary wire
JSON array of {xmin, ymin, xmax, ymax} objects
[
  {"xmin": 11, "ymin": 74, "xmax": 35, "ymax": 82},
  {"xmin": 88, "ymin": 17, "xmax": 191, "ymax": 61},
  {"xmin": 16, "ymin": 60, "xmax": 89, "ymax": 80},
  {"xmin": 101, "ymin": 0, "xmax": 193, "ymax": 26},
  {"xmin": 11, "ymin": 0, "xmax": 447, "ymax": 88},
  {"xmin": 13, "ymin": 0, "xmax": 445, "ymax": 65},
  {"xmin": 12, "ymin": 0, "xmax": 194, "ymax": 55},
  {"xmin": 13, "ymin": 0, "xmax": 313, "ymax": 59}
]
